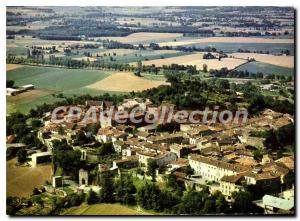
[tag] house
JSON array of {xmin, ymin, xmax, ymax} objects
[
  {"xmin": 170, "ymin": 143, "xmax": 197, "ymax": 158},
  {"xmin": 167, "ymin": 158, "xmax": 189, "ymax": 172},
  {"xmin": 112, "ymin": 156, "xmax": 138, "ymax": 169},
  {"xmin": 21, "ymin": 84, "xmax": 34, "ymax": 90},
  {"xmin": 113, "ymin": 140, "xmax": 128, "ymax": 153},
  {"xmin": 146, "ymin": 132, "xmax": 185, "ymax": 144},
  {"xmin": 30, "ymin": 151, "xmax": 52, "ymax": 167},
  {"xmin": 96, "ymin": 127, "xmax": 113, "ymax": 143},
  {"xmin": 220, "ymin": 174, "xmax": 245, "ymax": 197},
  {"xmin": 256, "ymin": 195, "xmax": 294, "ymax": 214},
  {"xmin": 85, "ymin": 100, "xmax": 102, "ymax": 107},
  {"xmin": 6, "ymin": 88, "xmax": 19, "ymax": 96},
  {"xmin": 238, "ymin": 135, "xmax": 266, "ymax": 149},
  {"xmin": 275, "ymin": 156, "xmax": 294, "ymax": 171},
  {"xmin": 137, "ymin": 151, "xmax": 177, "ymax": 168},
  {"xmin": 188, "ymin": 154, "xmax": 249, "ymax": 182}
]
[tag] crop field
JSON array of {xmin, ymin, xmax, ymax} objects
[
  {"xmin": 136, "ymin": 53, "xmax": 248, "ymax": 70},
  {"xmin": 61, "ymin": 203, "xmax": 154, "ymax": 215},
  {"xmin": 6, "ymin": 66, "xmax": 116, "ymax": 114},
  {"xmin": 6, "ymin": 66, "xmax": 167, "ymax": 114},
  {"xmin": 6, "ymin": 36, "xmax": 99, "ymax": 56},
  {"xmin": 229, "ymin": 53, "xmax": 294, "ymax": 68},
  {"xmin": 6, "ymin": 158, "xmax": 53, "ymax": 197},
  {"xmin": 185, "ymin": 42, "xmax": 294, "ymax": 55},
  {"xmin": 158, "ymin": 36, "xmax": 294, "ymax": 47},
  {"xmin": 7, "ymin": 66, "xmax": 114, "ymax": 91},
  {"xmin": 98, "ymin": 32, "xmax": 183, "ymax": 44},
  {"xmin": 99, "ymin": 50, "xmax": 191, "ymax": 64},
  {"xmin": 6, "ymin": 64, "xmax": 24, "ymax": 71},
  {"xmin": 86, "ymin": 72, "xmax": 169, "ymax": 92},
  {"xmin": 235, "ymin": 61, "xmax": 294, "ymax": 75}
]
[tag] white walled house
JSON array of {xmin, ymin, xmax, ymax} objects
[{"xmin": 188, "ymin": 154, "xmax": 248, "ymax": 182}]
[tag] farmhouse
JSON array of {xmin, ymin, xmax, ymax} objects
[{"xmin": 6, "ymin": 84, "xmax": 35, "ymax": 96}]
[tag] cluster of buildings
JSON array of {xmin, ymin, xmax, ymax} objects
[{"xmin": 21, "ymin": 97, "xmax": 295, "ymax": 214}]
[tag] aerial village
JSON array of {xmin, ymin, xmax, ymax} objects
[{"xmin": 7, "ymin": 96, "xmax": 295, "ymax": 215}]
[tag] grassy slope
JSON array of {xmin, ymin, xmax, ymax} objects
[
  {"xmin": 235, "ymin": 61, "xmax": 294, "ymax": 75},
  {"xmin": 61, "ymin": 203, "xmax": 154, "ymax": 215}
]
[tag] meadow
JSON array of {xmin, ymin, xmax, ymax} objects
[
  {"xmin": 61, "ymin": 203, "xmax": 156, "ymax": 215},
  {"xmin": 7, "ymin": 66, "xmax": 113, "ymax": 91}
]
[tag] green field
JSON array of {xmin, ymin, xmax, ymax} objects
[
  {"xmin": 95, "ymin": 50, "xmax": 192, "ymax": 64},
  {"xmin": 6, "ymin": 66, "xmax": 120, "ymax": 114},
  {"xmin": 186, "ymin": 42, "xmax": 294, "ymax": 55},
  {"xmin": 61, "ymin": 203, "xmax": 155, "ymax": 215},
  {"xmin": 235, "ymin": 61, "xmax": 294, "ymax": 76},
  {"xmin": 7, "ymin": 66, "xmax": 114, "ymax": 91}
]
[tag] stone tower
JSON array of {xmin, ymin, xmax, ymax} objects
[{"xmin": 79, "ymin": 169, "xmax": 88, "ymax": 186}]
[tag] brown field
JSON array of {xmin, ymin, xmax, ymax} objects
[
  {"xmin": 86, "ymin": 72, "xmax": 169, "ymax": 92},
  {"xmin": 229, "ymin": 53, "xmax": 294, "ymax": 68},
  {"xmin": 158, "ymin": 37, "xmax": 294, "ymax": 47},
  {"xmin": 135, "ymin": 53, "xmax": 247, "ymax": 70},
  {"xmin": 6, "ymin": 64, "xmax": 23, "ymax": 71},
  {"xmin": 7, "ymin": 89, "xmax": 57, "ymax": 104},
  {"xmin": 6, "ymin": 158, "xmax": 53, "ymax": 197},
  {"xmin": 98, "ymin": 32, "xmax": 183, "ymax": 43}
]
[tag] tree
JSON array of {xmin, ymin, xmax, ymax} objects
[
  {"xmin": 6, "ymin": 196, "xmax": 21, "ymax": 215},
  {"xmin": 73, "ymin": 129, "xmax": 87, "ymax": 146},
  {"xmin": 203, "ymin": 63, "xmax": 208, "ymax": 73},
  {"xmin": 115, "ymin": 174, "xmax": 136, "ymax": 205},
  {"xmin": 31, "ymin": 119, "xmax": 43, "ymax": 129},
  {"xmin": 253, "ymin": 149, "xmax": 263, "ymax": 160},
  {"xmin": 86, "ymin": 190, "xmax": 98, "ymax": 205},
  {"xmin": 17, "ymin": 148, "xmax": 27, "ymax": 164},
  {"xmin": 32, "ymin": 188, "xmax": 40, "ymax": 196},
  {"xmin": 216, "ymin": 79, "xmax": 230, "ymax": 90},
  {"xmin": 135, "ymin": 60, "xmax": 142, "ymax": 77},
  {"xmin": 213, "ymin": 191, "xmax": 230, "ymax": 213},
  {"xmin": 99, "ymin": 173, "xmax": 115, "ymax": 203},
  {"xmin": 98, "ymin": 142, "xmax": 115, "ymax": 156},
  {"xmin": 276, "ymin": 124, "xmax": 294, "ymax": 147},
  {"xmin": 136, "ymin": 182, "xmax": 163, "ymax": 211},
  {"xmin": 57, "ymin": 126, "xmax": 65, "ymax": 135},
  {"xmin": 52, "ymin": 140, "xmax": 81, "ymax": 177},
  {"xmin": 6, "ymin": 80, "xmax": 14, "ymax": 88},
  {"xmin": 147, "ymin": 159, "xmax": 158, "ymax": 182},
  {"xmin": 232, "ymin": 190, "xmax": 254, "ymax": 214}
]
